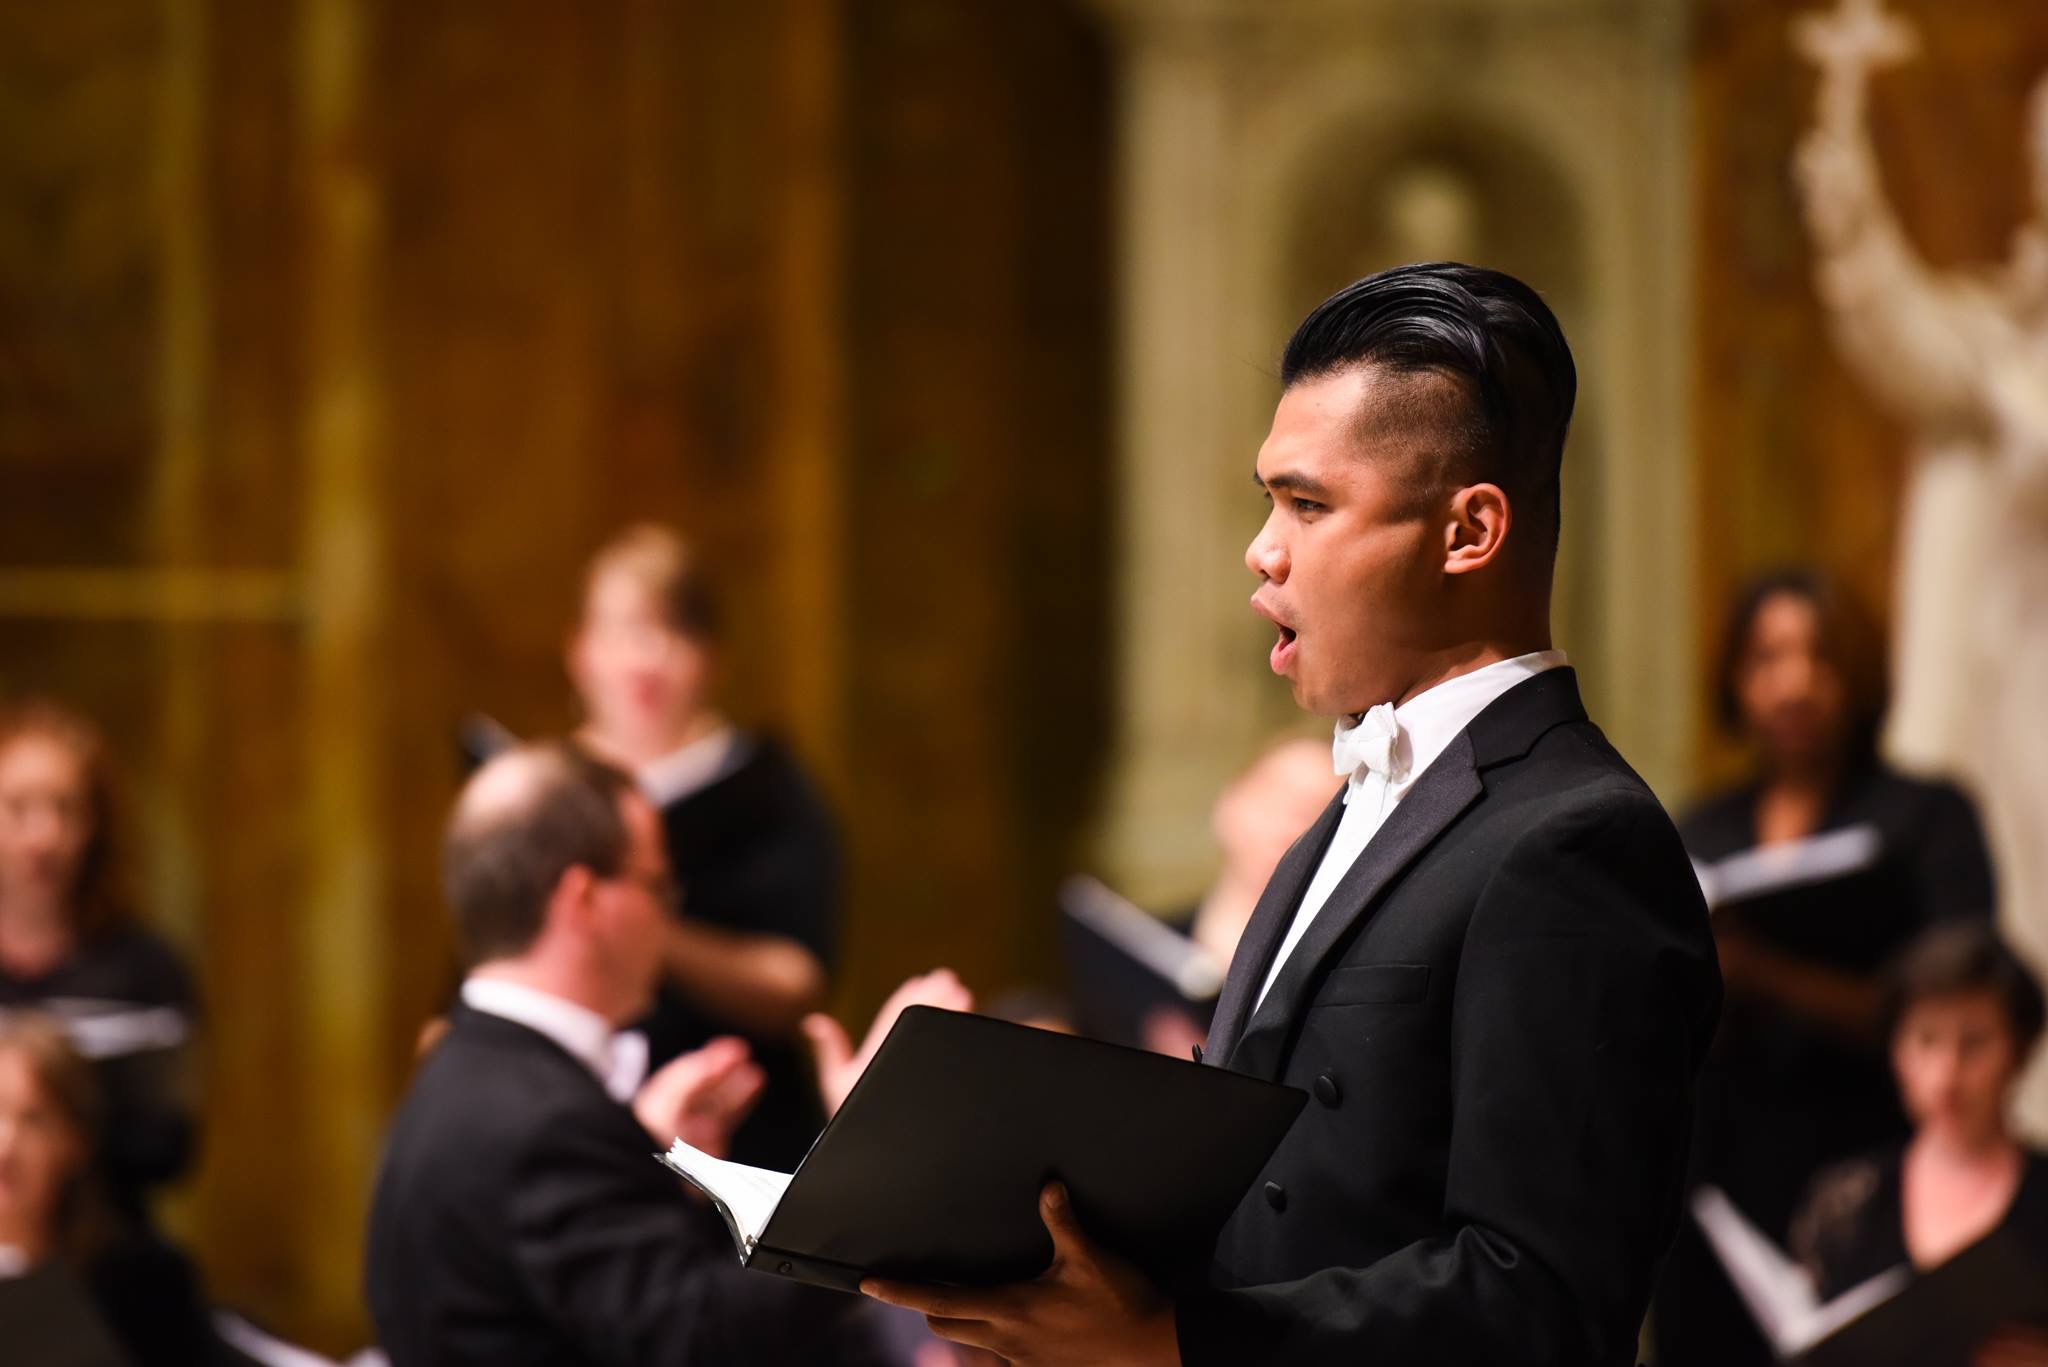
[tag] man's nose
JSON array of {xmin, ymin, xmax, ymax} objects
[{"xmin": 1246, "ymin": 520, "xmax": 1287, "ymax": 581}]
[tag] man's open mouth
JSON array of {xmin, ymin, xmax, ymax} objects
[{"xmin": 1270, "ymin": 623, "xmax": 1299, "ymax": 674}]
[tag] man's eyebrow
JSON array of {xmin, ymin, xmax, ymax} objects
[{"xmin": 1256, "ymin": 469, "xmax": 1334, "ymax": 499}]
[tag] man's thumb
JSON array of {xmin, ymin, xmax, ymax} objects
[
  {"xmin": 1040, "ymin": 1181, "xmax": 1085, "ymax": 1262},
  {"xmin": 802, "ymin": 1012, "xmax": 852, "ymax": 1074}
]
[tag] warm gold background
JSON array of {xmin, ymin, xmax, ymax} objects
[
  {"xmin": 1690, "ymin": 0, "xmax": 2048, "ymax": 781},
  {"xmin": 1, "ymin": 0, "xmax": 2044, "ymax": 1351}
]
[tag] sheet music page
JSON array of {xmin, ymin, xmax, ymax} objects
[
  {"xmin": 1690, "ymin": 1184, "xmax": 1910, "ymax": 1355},
  {"xmin": 661, "ymin": 1140, "xmax": 794, "ymax": 1252}
]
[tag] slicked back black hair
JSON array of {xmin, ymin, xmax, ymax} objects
[{"xmin": 1281, "ymin": 262, "xmax": 1577, "ymax": 555}]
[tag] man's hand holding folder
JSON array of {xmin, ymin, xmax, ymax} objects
[
  {"xmin": 659, "ymin": 1005, "xmax": 1304, "ymax": 1333},
  {"xmin": 862, "ymin": 1180, "xmax": 1181, "ymax": 1367}
]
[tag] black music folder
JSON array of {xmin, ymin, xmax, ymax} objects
[
  {"xmin": 658, "ymin": 1005, "xmax": 1305, "ymax": 1295},
  {"xmin": 1694, "ymin": 1184, "xmax": 2048, "ymax": 1366}
]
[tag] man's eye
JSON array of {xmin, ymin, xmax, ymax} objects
[{"xmin": 1292, "ymin": 498, "xmax": 1324, "ymax": 514}]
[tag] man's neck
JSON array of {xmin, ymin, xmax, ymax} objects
[
  {"xmin": 1391, "ymin": 634, "xmax": 1554, "ymax": 710},
  {"xmin": 467, "ymin": 958, "xmax": 627, "ymax": 1028}
]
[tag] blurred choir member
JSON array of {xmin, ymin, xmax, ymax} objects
[
  {"xmin": 366, "ymin": 741, "xmax": 955, "ymax": 1366},
  {"xmin": 569, "ymin": 525, "xmax": 840, "ymax": 1169},
  {"xmin": 1187, "ymin": 737, "xmax": 1343, "ymax": 970},
  {"xmin": 0, "ymin": 1011, "xmax": 226, "ymax": 1366},
  {"xmin": 1792, "ymin": 924, "xmax": 2048, "ymax": 1366},
  {"xmin": 1655, "ymin": 571, "xmax": 1998, "ymax": 1367},
  {"xmin": 1135, "ymin": 736, "xmax": 1337, "ymax": 1062},
  {"xmin": 0, "ymin": 701, "xmax": 200, "ymax": 1222}
]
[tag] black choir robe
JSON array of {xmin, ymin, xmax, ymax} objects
[
  {"xmin": 641, "ymin": 735, "xmax": 841, "ymax": 1171},
  {"xmin": 1654, "ymin": 760, "xmax": 1996, "ymax": 1367}
]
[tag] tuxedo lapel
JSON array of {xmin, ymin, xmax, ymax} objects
[
  {"xmin": 1227, "ymin": 733, "xmax": 1485, "ymax": 1080},
  {"xmin": 1222, "ymin": 667, "xmax": 1590, "ymax": 1080},
  {"xmin": 1203, "ymin": 790, "xmax": 1345, "ymax": 1061}
]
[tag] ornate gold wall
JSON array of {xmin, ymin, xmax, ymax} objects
[{"xmin": 0, "ymin": 0, "xmax": 1110, "ymax": 1349}]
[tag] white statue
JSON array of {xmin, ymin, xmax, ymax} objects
[{"xmin": 1792, "ymin": 0, "xmax": 2048, "ymax": 1113}]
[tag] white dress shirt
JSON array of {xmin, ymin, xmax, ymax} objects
[
  {"xmin": 1253, "ymin": 650, "xmax": 1568, "ymax": 1010},
  {"xmin": 460, "ymin": 977, "xmax": 649, "ymax": 1103}
]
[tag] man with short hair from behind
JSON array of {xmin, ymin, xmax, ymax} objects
[{"xmin": 366, "ymin": 743, "xmax": 958, "ymax": 1365}]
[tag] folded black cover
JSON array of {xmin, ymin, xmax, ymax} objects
[
  {"xmin": 1800, "ymin": 1228, "xmax": 2048, "ymax": 1367},
  {"xmin": 722, "ymin": 1006, "xmax": 1304, "ymax": 1295}
]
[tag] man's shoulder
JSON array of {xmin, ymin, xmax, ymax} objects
[
  {"xmin": 1461, "ymin": 722, "xmax": 1707, "ymax": 933},
  {"xmin": 384, "ymin": 1015, "xmax": 624, "ymax": 1174},
  {"xmin": 1479, "ymin": 718, "xmax": 1672, "ymax": 836}
]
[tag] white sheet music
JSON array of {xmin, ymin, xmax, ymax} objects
[
  {"xmin": 661, "ymin": 1139, "xmax": 794, "ymax": 1258},
  {"xmin": 1690, "ymin": 1184, "xmax": 1910, "ymax": 1357},
  {"xmin": 1693, "ymin": 823, "xmax": 1883, "ymax": 910}
]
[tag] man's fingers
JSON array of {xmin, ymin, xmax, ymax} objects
[
  {"xmin": 873, "ymin": 970, "xmax": 974, "ymax": 1040},
  {"xmin": 802, "ymin": 1012, "xmax": 853, "ymax": 1075},
  {"xmin": 657, "ymin": 1035, "xmax": 751, "ymax": 1094},
  {"xmin": 693, "ymin": 1035, "xmax": 750, "ymax": 1069},
  {"xmin": 920, "ymin": 1315, "xmax": 1010, "ymax": 1356},
  {"xmin": 859, "ymin": 1278, "xmax": 1008, "ymax": 1322},
  {"xmin": 1038, "ymin": 1180, "xmax": 1088, "ymax": 1268},
  {"xmin": 700, "ymin": 1061, "xmax": 765, "ymax": 1116}
]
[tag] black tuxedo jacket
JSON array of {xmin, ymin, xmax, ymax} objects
[
  {"xmin": 1177, "ymin": 669, "xmax": 1721, "ymax": 1366},
  {"xmin": 364, "ymin": 1005, "xmax": 880, "ymax": 1367}
]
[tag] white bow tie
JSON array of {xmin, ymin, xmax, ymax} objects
[
  {"xmin": 1332, "ymin": 702, "xmax": 1407, "ymax": 788},
  {"xmin": 604, "ymin": 1029, "xmax": 650, "ymax": 1103}
]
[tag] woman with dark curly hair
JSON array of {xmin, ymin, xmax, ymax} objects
[{"xmin": 1656, "ymin": 570, "xmax": 1999, "ymax": 1367}]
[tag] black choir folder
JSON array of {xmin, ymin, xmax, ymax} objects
[
  {"xmin": 1694, "ymin": 1185, "xmax": 2048, "ymax": 1367},
  {"xmin": 658, "ymin": 1005, "xmax": 1305, "ymax": 1295}
]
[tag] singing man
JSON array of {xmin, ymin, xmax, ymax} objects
[{"xmin": 865, "ymin": 262, "xmax": 1724, "ymax": 1365}]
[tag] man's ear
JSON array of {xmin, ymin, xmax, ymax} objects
[
  {"xmin": 547, "ymin": 864, "xmax": 600, "ymax": 936},
  {"xmin": 565, "ymin": 625, "xmax": 593, "ymax": 691},
  {"xmin": 1443, "ymin": 483, "xmax": 1511, "ymax": 576}
]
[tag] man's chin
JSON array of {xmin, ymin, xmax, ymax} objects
[{"xmin": 1288, "ymin": 682, "xmax": 1348, "ymax": 720}]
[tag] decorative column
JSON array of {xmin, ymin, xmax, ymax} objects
[
  {"xmin": 296, "ymin": 0, "xmax": 389, "ymax": 1338},
  {"xmin": 1088, "ymin": 0, "xmax": 1698, "ymax": 905},
  {"xmin": 1091, "ymin": 2, "xmax": 1283, "ymax": 907}
]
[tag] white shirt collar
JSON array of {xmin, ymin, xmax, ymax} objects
[
  {"xmin": 459, "ymin": 977, "xmax": 646, "ymax": 1102},
  {"xmin": 1381, "ymin": 649, "xmax": 1568, "ymax": 794},
  {"xmin": 638, "ymin": 726, "xmax": 740, "ymax": 808}
]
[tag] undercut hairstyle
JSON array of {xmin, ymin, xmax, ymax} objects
[
  {"xmin": 441, "ymin": 742, "xmax": 635, "ymax": 965},
  {"xmin": 1280, "ymin": 262, "xmax": 1577, "ymax": 557},
  {"xmin": 1713, "ymin": 568, "xmax": 1887, "ymax": 763},
  {"xmin": 585, "ymin": 523, "xmax": 720, "ymax": 642},
  {"xmin": 1884, "ymin": 922, "xmax": 2045, "ymax": 1055}
]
